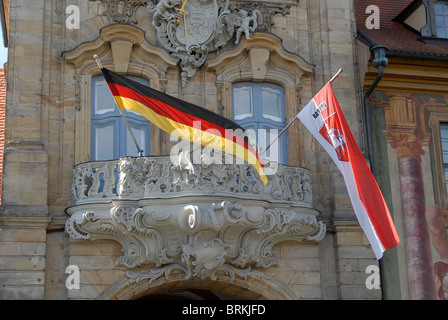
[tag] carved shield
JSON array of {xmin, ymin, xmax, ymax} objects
[{"xmin": 175, "ymin": 0, "xmax": 219, "ymax": 46}]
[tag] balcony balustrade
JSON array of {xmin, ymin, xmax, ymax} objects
[
  {"xmin": 66, "ymin": 154, "xmax": 326, "ymax": 283},
  {"xmin": 70, "ymin": 154, "xmax": 314, "ymax": 206}
]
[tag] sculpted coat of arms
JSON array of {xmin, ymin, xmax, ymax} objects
[{"xmin": 147, "ymin": 0, "xmax": 261, "ymax": 86}]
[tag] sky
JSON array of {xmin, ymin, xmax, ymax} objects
[{"xmin": 0, "ymin": 23, "xmax": 7, "ymax": 65}]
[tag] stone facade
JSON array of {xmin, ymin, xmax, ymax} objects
[{"xmin": 0, "ymin": 0, "xmax": 383, "ymax": 300}]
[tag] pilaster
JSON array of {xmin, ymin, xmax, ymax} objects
[{"xmin": 384, "ymin": 91, "xmax": 435, "ymax": 299}]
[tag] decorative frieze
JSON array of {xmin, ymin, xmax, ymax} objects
[{"xmin": 71, "ymin": 155, "xmax": 313, "ymax": 207}]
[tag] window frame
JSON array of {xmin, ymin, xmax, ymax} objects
[
  {"xmin": 434, "ymin": 1, "xmax": 448, "ymax": 38},
  {"xmin": 429, "ymin": 112, "xmax": 448, "ymax": 210},
  {"xmin": 90, "ymin": 74, "xmax": 151, "ymax": 161},
  {"xmin": 440, "ymin": 123, "xmax": 448, "ymax": 193},
  {"xmin": 419, "ymin": 0, "xmax": 448, "ymax": 43},
  {"xmin": 232, "ymin": 82, "xmax": 288, "ymax": 164}
]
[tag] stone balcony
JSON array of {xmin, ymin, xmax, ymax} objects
[{"xmin": 65, "ymin": 154, "xmax": 326, "ymax": 283}]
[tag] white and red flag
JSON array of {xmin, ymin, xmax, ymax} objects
[{"xmin": 297, "ymin": 82, "xmax": 400, "ymax": 259}]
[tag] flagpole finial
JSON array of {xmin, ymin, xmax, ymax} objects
[
  {"xmin": 93, "ymin": 54, "xmax": 103, "ymax": 69},
  {"xmin": 330, "ymin": 68, "xmax": 343, "ymax": 83}
]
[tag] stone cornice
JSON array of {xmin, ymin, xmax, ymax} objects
[
  {"xmin": 0, "ymin": 213, "xmax": 52, "ymax": 229},
  {"xmin": 62, "ymin": 23, "xmax": 178, "ymax": 74},
  {"xmin": 363, "ymin": 57, "xmax": 448, "ymax": 94},
  {"xmin": 206, "ymin": 33, "xmax": 314, "ymax": 83}
]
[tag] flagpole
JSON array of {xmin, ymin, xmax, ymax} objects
[
  {"xmin": 329, "ymin": 68, "xmax": 343, "ymax": 83},
  {"xmin": 261, "ymin": 69, "xmax": 343, "ymax": 156},
  {"xmin": 93, "ymin": 55, "xmax": 144, "ymax": 157}
]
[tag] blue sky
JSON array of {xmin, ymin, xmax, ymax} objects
[{"xmin": 0, "ymin": 23, "xmax": 7, "ymax": 65}]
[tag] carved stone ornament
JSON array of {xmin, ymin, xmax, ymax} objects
[
  {"xmin": 66, "ymin": 155, "xmax": 326, "ymax": 283},
  {"xmin": 66, "ymin": 201, "xmax": 326, "ymax": 284},
  {"xmin": 147, "ymin": 0, "xmax": 262, "ymax": 86},
  {"xmin": 100, "ymin": 0, "xmax": 149, "ymax": 24},
  {"xmin": 229, "ymin": 1, "xmax": 291, "ymax": 32},
  {"xmin": 70, "ymin": 155, "xmax": 313, "ymax": 207}
]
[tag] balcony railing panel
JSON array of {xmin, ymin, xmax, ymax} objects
[{"xmin": 71, "ymin": 155, "xmax": 313, "ymax": 207}]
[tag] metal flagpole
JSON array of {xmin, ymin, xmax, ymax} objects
[
  {"xmin": 261, "ymin": 69, "xmax": 342, "ymax": 156},
  {"xmin": 93, "ymin": 55, "xmax": 144, "ymax": 156}
]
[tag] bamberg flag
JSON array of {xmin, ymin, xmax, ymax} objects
[{"xmin": 297, "ymin": 82, "xmax": 400, "ymax": 259}]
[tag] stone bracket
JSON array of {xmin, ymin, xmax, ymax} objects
[{"xmin": 65, "ymin": 201, "xmax": 326, "ymax": 283}]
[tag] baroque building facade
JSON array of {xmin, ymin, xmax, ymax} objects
[{"xmin": 0, "ymin": 0, "xmax": 445, "ymax": 300}]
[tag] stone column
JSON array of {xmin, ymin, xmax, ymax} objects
[
  {"xmin": 0, "ymin": 0, "xmax": 50, "ymax": 299},
  {"xmin": 384, "ymin": 93, "xmax": 435, "ymax": 300}
]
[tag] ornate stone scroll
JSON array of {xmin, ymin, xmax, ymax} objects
[{"xmin": 66, "ymin": 201, "xmax": 326, "ymax": 283}]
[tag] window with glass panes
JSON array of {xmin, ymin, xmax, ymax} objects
[
  {"xmin": 91, "ymin": 75, "xmax": 151, "ymax": 161},
  {"xmin": 435, "ymin": 2, "xmax": 448, "ymax": 38},
  {"xmin": 441, "ymin": 124, "xmax": 448, "ymax": 197},
  {"xmin": 232, "ymin": 82, "xmax": 287, "ymax": 164}
]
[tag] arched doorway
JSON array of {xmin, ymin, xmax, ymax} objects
[
  {"xmin": 97, "ymin": 273, "xmax": 296, "ymax": 300},
  {"xmin": 137, "ymin": 289, "xmax": 237, "ymax": 300}
]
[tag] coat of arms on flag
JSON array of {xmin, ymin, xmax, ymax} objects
[{"xmin": 317, "ymin": 103, "xmax": 349, "ymax": 162}]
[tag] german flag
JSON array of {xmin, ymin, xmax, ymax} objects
[{"xmin": 101, "ymin": 67, "xmax": 268, "ymax": 185}]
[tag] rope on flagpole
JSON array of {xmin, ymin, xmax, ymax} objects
[
  {"xmin": 261, "ymin": 69, "xmax": 343, "ymax": 157},
  {"xmin": 93, "ymin": 54, "xmax": 144, "ymax": 157}
]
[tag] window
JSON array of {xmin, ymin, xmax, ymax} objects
[
  {"xmin": 91, "ymin": 75, "xmax": 151, "ymax": 161},
  {"xmin": 435, "ymin": 2, "xmax": 448, "ymax": 38},
  {"xmin": 232, "ymin": 82, "xmax": 287, "ymax": 164},
  {"xmin": 440, "ymin": 124, "xmax": 448, "ymax": 196}
]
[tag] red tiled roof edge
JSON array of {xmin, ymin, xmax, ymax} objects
[
  {"xmin": 356, "ymin": 0, "xmax": 448, "ymax": 57},
  {"xmin": 0, "ymin": 68, "xmax": 5, "ymax": 204}
]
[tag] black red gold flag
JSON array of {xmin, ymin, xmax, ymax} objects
[{"xmin": 100, "ymin": 67, "xmax": 268, "ymax": 185}]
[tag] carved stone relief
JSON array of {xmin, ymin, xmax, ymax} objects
[
  {"xmin": 100, "ymin": 0, "xmax": 149, "ymax": 24},
  {"xmin": 67, "ymin": 155, "xmax": 326, "ymax": 284},
  {"xmin": 66, "ymin": 201, "xmax": 326, "ymax": 283},
  {"xmin": 70, "ymin": 155, "xmax": 313, "ymax": 207},
  {"xmin": 147, "ymin": 0, "xmax": 264, "ymax": 86},
  {"xmin": 229, "ymin": 1, "xmax": 291, "ymax": 32},
  {"xmin": 94, "ymin": 0, "xmax": 292, "ymax": 86}
]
